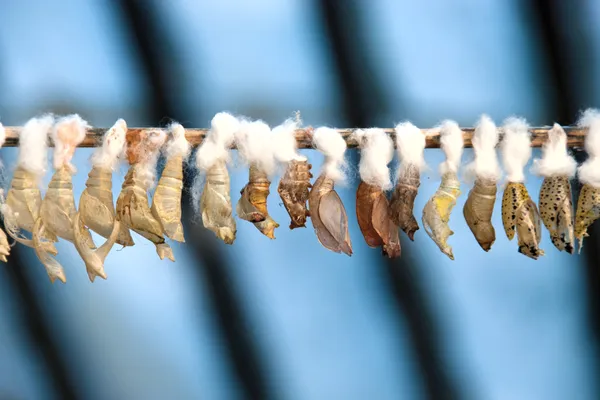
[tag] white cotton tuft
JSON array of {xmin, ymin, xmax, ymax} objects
[
  {"xmin": 91, "ymin": 118, "xmax": 127, "ymax": 170},
  {"xmin": 235, "ymin": 119, "xmax": 276, "ymax": 176},
  {"xmin": 138, "ymin": 129, "xmax": 167, "ymax": 190},
  {"xmin": 272, "ymin": 118, "xmax": 306, "ymax": 163},
  {"xmin": 17, "ymin": 114, "xmax": 54, "ymax": 178},
  {"xmin": 52, "ymin": 114, "xmax": 89, "ymax": 172},
  {"xmin": 577, "ymin": 108, "xmax": 600, "ymax": 186},
  {"xmin": 465, "ymin": 115, "xmax": 501, "ymax": 181},
  {"xmin": 438, "ymin": 120, "xmax": 464, "ymax": 175},
  {"xmin": 0, "ymin": 123, "xmax": 5, "ymax": 149},
  {"xmin": 352, "ymin": 128, "xmax": 394, "ymax": 189},
  {"xmin": 196, "ymin": 112, "xmax": 240, "ymax": 172},
  {"xmin": 165, "ymin": 122, "xmax": 191, "ymax": 160},
  {"xmin": 395, "ymin": 122, "xmax": 426, "ymax": 170},
  {"xmin": 531, "ymin": 123, "xmax": 576, "ymax": 178},
  {"xmin": 313, "ymin": 127, "xmax": 347, "ymax": 183},
  {"xmin": 501, "ymin": 117, "xmax": 531, "ymax": 183}
]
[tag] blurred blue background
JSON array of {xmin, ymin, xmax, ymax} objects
[{"xmin": 0, "ymin": 1, "xmax": 599, "ymax": 399}]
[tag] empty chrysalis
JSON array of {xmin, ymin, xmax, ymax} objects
[
  {"xmin": 76, "ymin": 118, "xmax": 130, "ymax": 282},
  {"xmin": 195, "ymin": 112, "xmax": 239, "ymax": 244},
  {"xmin": 353, "ymin": 128, "xmax": 400, "ymax": 258},
  {"xmin": 308, "ymin": 127, "xmax": 352, "ymax": 256},
  {"xmin": 151, "ymin": 122, "xmax": 190, "ymax": 242},
  {"xmin": 235, "ymin": 119, "xmax": 280, "ymax": 239},
  {"xmin": 33, "ymin": 115, "xmax": 96, "ymax": 283},
  {"xmin": 116, "ymin": 128, "xmax": 175, "ymax": 262},
  {"xmin": 273, "ymin": 117, "xmax": 312, "ymax": 229},
  {"xmin": 2, "ymin": 115, "xmax": 58, "ymax": 256}
]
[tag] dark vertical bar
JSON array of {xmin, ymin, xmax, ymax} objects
[
  {"xmin": 0, "ymin": 15, "xmax": 78, "ymax": 400},
  {"xmin": 314, "ymin": 1, "xmax": 461, "ymax": 398},
  {"xmin": 2, "ymin": 246, "xmax": 79, "ymax": 400},
  {"xmin": 115, "ymin": 2, "xmax": 273, "ymax": 398},
  {"xmin": 526, "ymin": 0, "xmax": 600, "ymax": 339}
]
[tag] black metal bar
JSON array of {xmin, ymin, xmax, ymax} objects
[
  {"xmin": 314, "ymin": 1, "xmax": 461, "ymax": 398},
  {"xmin": 115, "ymin": 2, "xmax": 273, "ymax": 398},
  {"xmin": 526, "ymin": 0, "xmax": 600, "ymax": 339},
  {"xmin": 2, "ymin": 246, "xmax": 79, "ymax": 400}
]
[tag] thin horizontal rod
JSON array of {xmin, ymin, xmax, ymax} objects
[{"xmin": 1, "ymin": 126, "xmax": 588, "ymax": 148}]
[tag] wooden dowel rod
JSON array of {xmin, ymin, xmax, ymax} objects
[{"xmin": 1, "ymin": 126, "xmax": 588, "ymax": 148}]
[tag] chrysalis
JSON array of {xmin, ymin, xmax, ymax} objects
[
  {"xmin": 389, "ymin": 122, "xmax": 426, "ymax": 241},
  {"xmin": 2, "ymin": 115, "xmax": 58, "ymax": 256},
  {"xmin": 0, "ymin": 124, "xmax": 10, "ymax": 262},
  {"xmin": 235, "ymin": 120, "xmax": 279, "ymax": 239},
  {"xmin": 273, "ymin": 119, "xmax": 312, "ymax": 229},
  {"xmin": 33, "ymin": 115, "xmax": 96, "ymax": 283},
  {"xmin": 353, "ymin": 128, "xmax": 400, "ymax": 258},
  {"xmin": 309, "ymin": 127, "xmax": 352, "ymax": 255},
  {"xmin": 151, "ymin": 122, "xmax": 190, "ymax": 242},
  {"xmin": 574, "ymin": 109, "xmax": 600, "ymax": 251},
  {"xmin": 500, "ymin": 117, "xmax": 543, "ymax": 259},
  {"xmin": 278, "ymin": 160, "xmax": 312, "ymax": 229},
  {"xmin": 116, "ymin": 128, "xmax": 174, "ymax": 261},
  {"xmin": 79, "ymin": 118, "xmax": 134, "ymax": 247},
  {"xmin": 463, "ymin": 115, "xmax": 501, "ymax": 251},
  {"xmin": 195, "ymin": 113, "xmax": 239, "ymax": 244},
  {"xmin": 422, "ymin": 121, "xmax": 464, "ymax": 260},
  {"xmin": 532, "ymin": 123, "xmax": 576, "ymax": 253}
]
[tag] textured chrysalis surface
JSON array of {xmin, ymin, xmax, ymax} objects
[
  {"xmin": 308, "ymin": 174, "xmax": 352, "ymax": 256},
  {"xmin": 277, "ymin": 159, "xmax": 312, "ymax": 229}
]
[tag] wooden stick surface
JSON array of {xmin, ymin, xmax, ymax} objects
[{"xmin": 1, "ymin": 126, "xmax": 588, "ymax": 148}]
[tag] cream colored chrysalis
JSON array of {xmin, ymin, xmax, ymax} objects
[
  {"xmin": 531, "ymin": 123, "xmax": 576, "ymax": 254},
  {"xmin": 33, "ymin": 115, "xmax": 96, "ymax": 283},
  {"xmin": 422, "ymin": 120, "xmax": 464, "ymax": 260},
  {"xmin": 194, "ymin": 112, "xmax": 239, "ymax": 244},
  {"xmin": 151, "ymin": 122, "xmax": 190, "ymax": 242},
  {"xmin": 116, "ymin": 128, "xmax": 174, "ymax": 261},
  {"xmin": 574, "ymin": 109, "xmax": 600, "ymax": 251},
  {"xmin": 75, "ymin": 118, "xmax": 130, "ymax": 282},
  {"xmin": 0, "ymin": 123, "xmax": 10, "ymax": 262},
  {"xmin": 1, "ymin": 115, "xmax": 58, "ymax": 256},
  {"xmin": 463, "ymin": 115, "xmax": 501, "ymax": 252},
  {"xmin": 500, "ymin": 117, "xmax": 543, "ymax": 259}
]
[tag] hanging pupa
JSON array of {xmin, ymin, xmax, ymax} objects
[
  {"xmin": 308, "ymin": 127, "xmax": 352, "ymax": 255},
  {"xmin": 116, "ymin": 128, "xmax": 174, "ymax": 261},
  {"xmin": 76, "ymin": 118, "xmax": 130, "ymax": 281},
  {"xmin": 1, "ymin": 115, "xmax": 58, "ymax": 255},
  {"xmin": 500, "ymin": 117, "xmax": 544, "ymax": 259},
  {"xmin": 422, "ymin": 120, "xmax": 464, "ymax": 260},
  {"xmin": 353, "ymin": 128, "xmax": 400, "ymax": 258},
  {"xmin": 235, "ymin": 119, "xmax": 279, "ymax": 238},
  {"xmin": 463, "ymin": 115, "xmax": 501, "ymax": 251},
  {"xmin": 389, "ymin": 122, "xmax": 426, "ymax": 240},
  {"xmin": 79, "ymin": 118, "xmax": 133, "ymax": 247},
  {"xmin": 151, "ymin": 122, "xmax": 190, "ymax": 242},
  {"xmin": 273, "ymin": 118, "xmax": 312, "ymax": 229},
  {"xmin": 574, "ymin": 109, "xmax": 600, "ymax": 251},
  {"xmin": 194, "ymin": 112, "xmax": 239, "ymax": 244},
  {"xmin": 0, "ymin": 123, "xmax": 10, "ymax": 262},
  {"xmin": 531, "ymin": 123, "xmax": 576, "ymax": 253},
  {"xmin": 33, "ymin": 115, "xmax": 96, "ymax": 283}
]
